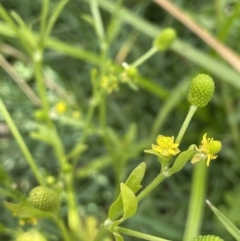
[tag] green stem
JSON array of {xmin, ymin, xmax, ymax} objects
[
  {"xmin": 90, "ymin": 0, "xmax": 106, "ymax": 51},
  {"xmin": 221, "ymin": 81, "xmax": 240, "ymax": 150},
  {"xmin": 99, "ymin": 92, "xmax": 107, "ymax": 130},
  {"xmin": 54, "ymin": 215, "xmax": 72, "ymax": 241},
  {"xmin": 72, "ymin": 97, "xmax": 97, "ymax": 167},
  {"xmin": 52, "ymin": 131, "xmax": 67, "ymax": 166},
  {"xmin": 0, "ymin": 99, "xmax": 45, "ymax": 186},
  {"xmin": 93, "ymin": 224, "xmax": 110, "ymax": 241},
  {"xmin": 137, "ymin": 172, "xmax": 166, "ymax": 202},
  {"xmin": 115, "ymin": 227, "xmax": 171, "ymax": 241},
  {"xmin": 65, "ymin": 173, "xmax": 84, "ymax": 240},
  {"xmin": 44, "ymin": 0, "xmax": 69, "ymax": 46},
  {"xmin": 150, "ymin": 78, "xmax": 189, "ymax": 142},
  {"xmin": 34, "ymin": 48, "xmax": 83, "ymax": 239},
  {"xmin": 51, "ymin": 131, "xmax": 83, "ymax": 239},
  {"xmin": 131, "ymin": 47, "xmax": 157, "ymax": 68},
  {"xmin": 217, "ymin": 0, "xmax": 240, "ymax": 41},
  {"xmin": 33, "ymin": 55, "xmax": 49, "ymax": 110},
  {"xmin": 176, "ymin": 105, "xmax": 198, "ymax": 144},
  {"xmin": 39, "ymin": 0, "xmax": 49, "ymax": 49},
  {"xmin": 183, "ymin": 163, "xmax": 208, "ymax": 241}
]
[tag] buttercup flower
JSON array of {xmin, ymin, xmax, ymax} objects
[
  {"xmin": 56, "ymin": 101, "xmax": 67, "ymax": 114},
  {"xmin": 152, "ymin": 135, "xmax": 180, "ymax": 157},
  {"xmin": 191, "ymin": 133, "xmax": 222, "ymax": 166}
]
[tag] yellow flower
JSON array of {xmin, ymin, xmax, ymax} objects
[
  {"xmin": 152, "ymin": 135, "xmax": 180, "ymax": 157},
  {"xmin": 56, "ymin": 101, "xmax": 67, "ymax": 114},
  {"xmin": 191, "ymin": 133, "xmax": 222, "ymax": 166}
]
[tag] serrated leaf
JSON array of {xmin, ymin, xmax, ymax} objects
[
  {"xmin": 108, "ymin": 162, "xmax": 145, "ymax": 220},
  {"xmin": 120, "ymin": 183, "xmax": 137, "ymax": 220},
  {"xmin": 113, "ymin": 232, "xmax": 124, "ymax": 241},
  {"xmin": 207, "ymin": 200, "xmax": 240, "ymax": 241}
]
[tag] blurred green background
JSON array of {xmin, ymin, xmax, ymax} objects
[{"xmin": 0, "ymin": 0, "xmax": 240, "ymax": 240}]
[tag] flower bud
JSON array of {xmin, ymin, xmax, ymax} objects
[
  {"xmin": 153, "ymin": 28, "xmax": 176, "ymax": 51},
  {"xmin": 33, "ymin": 109, "xmax": 48, "ymax": 121},
  {"xmin": 187, "ymin": 74, "xmax": 214, "ymax": 107},
  {"xmin": 125, "ymin": 66, "xmax": 138, "ymax": 79},
  {"xmin": 191, "ymin": 235, "xmax": 224, "ymax": 241},
  {"xmin": 29, "ymin": 186, "xmax": 60, "ymax": 212}
]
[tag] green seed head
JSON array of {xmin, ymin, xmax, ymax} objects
[
  {"xmin": 29, "ymin": 186, "xmax": 60, "ymax": 212},
  {"xmin": 208, "ymin": 140, "xmax": 222, "ymax": 154},
  {"xmin": 0, "ymin": 166, "xmax": 8, "ymax": 184},
  {"xmin": 125, "ymin": 66, "xmax": 138, "ymax": 79},
  {"xmin": 187, "ymin": 74, "xmax": 215, "ymax": 107},
  {"xmin": 191, "ymin": 235, "xmax": 224, "ymax": 241},
  {"xmin": 153, "ymin": 28, "xmax": 177, "ymax": 51}
]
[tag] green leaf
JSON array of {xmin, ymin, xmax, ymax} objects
[
  {"xmin": 123, "ymin": 124, "xmax": 137, "ymax": 144},
  {"xmin": 206, "ymin": 200, "xmax": 240, "ymax": 241},
  {"xmin": 144, "ymin": 149, "xmax": 162, "ymax": 157},
  {"xmin": 66, "ymin": 143, "xmax": 88, "ymax": 160},
  {"xmin": 169, "ymin": 148, "xmax": 196, "ymax": 175},
  {"xmin": 4, "ymin": 201, "xmax": 52, "ymax": 219},
  {"xmin": 76, "ymin": 155, "xmax": 111, "ymax": 178},
  {"xmin": 125, "ymin": 162, "xmax": 146, "ymax": 193},
  {"xmin": 108, "ymin": 195, "xmax": 122, "ymax": 220},
  {"xmin": 108, "ymin": 162, "xmax": 145, "ymax": 220},
  {"xmin": 113, "ymin": 232, "xmax": 124, "ymax": 241},
  {"xmin": 144, "ymin": 149, "xmax": 167, "ymax": 167},
  {"xmin": 120, "ymin": 183, "xmax": 137, "ymax": 220},
  {"xmin": 81, "ymin": 14, "xmax": 94, "ymax": 26},
  {"xmin": 30, "ymin": 124, "xmax": 57, "ymax": 145}
]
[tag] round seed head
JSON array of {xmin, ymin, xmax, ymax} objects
[
  {"xmin": 208, "ymin": 140, "xmax": 222, "ymax": 154},
  {"xmin": 191, "ymin": 235, "xmax": 224, "ymax": 241},
  {"xmin": 187, "ymin": 74, "xmax": 215, "ymax": 107},
  {"xmin": 29, "ymin": 186, "xmax": 60, "ymax": 212}
]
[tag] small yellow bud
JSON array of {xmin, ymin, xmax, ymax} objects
[{"xmin": 55, "ymin": 101, "xmax": 67, "ymax": 114}]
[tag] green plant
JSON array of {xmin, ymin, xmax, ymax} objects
[{"xmin": 0, "ymin": 1, "xmax": 240, "ymax": 241}]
